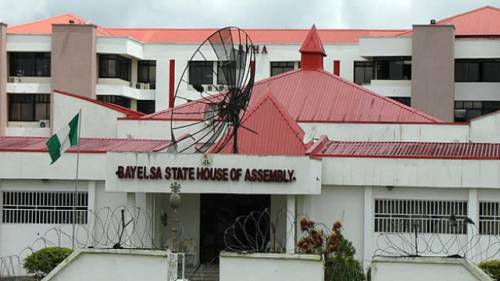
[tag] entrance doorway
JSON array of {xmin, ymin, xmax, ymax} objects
[{"xmin": 199, "ymin": 194, "xmax": 270, "ymax": 264}]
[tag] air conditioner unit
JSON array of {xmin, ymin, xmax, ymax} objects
[
  {"xmin": 39, "ymin": 120, "xmax": 50, "ymax": 128},
  {"xmin": 206, "ymin": 85, "xmax": 215, "ymax": 92},
  {"xmin": 136, "ymin": 83, "xmax": 151, "ymax": 90},
  {"xmin": 143, "ymin": 83, "xmax": 150, "ymax": 90},
  {"xmin": 217, "ymin": 85, "xmax": 227, "ymax": 91},
  {"xmin": 129, "ymin": 82, "xmax": 135, "ymax": 88}
]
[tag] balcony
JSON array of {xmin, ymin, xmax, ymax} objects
[
  {"xmin": 7, "ymin": 76, "xmax": 51, "ymax": 94},
  {"xmin": 97, "ymin": 78, "xmax": 155, "ymax": 100},
  {"xmin": 363, "ymin": 80, "xmax": 411, "ymax": 97}
]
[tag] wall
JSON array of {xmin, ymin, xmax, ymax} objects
[
  {"xmin": 470, "ymin": 111, "xmax": 500, "ymax": 143},
  {"xmin": 298, "ymin": 186, "xmax": 365, "ymax": 261},
  {"xmin": 53, "ymin": 91, "xmax": 124, "ymax": 138},
  {"xmin": 220, "ymin": 252, "xmax": 324, "ymax": 281},
  {"xmin": 0, "ymin": 23, "xmax": 6, "ymax": 136},
  {"xmin": 300, "ymin": 122, "xmax": 469, "ymax": 142},
  {"xmin": 51, "ymin": 24, "xmax": 96, "ymax": 99},
  {"xmin": 370, "ymin": 257, "xmax": 492, "ymax": 281},
  {"xmin": 411, "ymin": 25, "xmax": 455, "ymax": 122},
  {"xmin": 44, "ymin": 249, "xmax": 172, "ymax": 281}
]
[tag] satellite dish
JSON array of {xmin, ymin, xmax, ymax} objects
[
  {"xmin": 170, "ymin": 27, "xmax": 256, "ymax": 154},
  {"xmin": 303, "ymin": 127, "xmax": 317, "ymax": 144}
]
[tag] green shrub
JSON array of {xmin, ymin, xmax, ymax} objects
[
  {"xmin": 479, "ymin": 260, "xmax": 500, "ymax": 281},
  {"xmin": 297, "ymin": 218, "xmax": 365, "ymax": 281},
  {"xmin": 24, "ymin": 247, "xmax": 72, "ymax": 279}
]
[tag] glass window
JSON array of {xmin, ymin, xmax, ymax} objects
[
  {"xmin": 138, "ymin": 60, "xmax": 156, "ymax": 89},
  {"xmin": 373, "ymin": 57, "xmax": 411, "ymax": 80},
  {"xmin": 8, "ymin": 94, "xmax": 50, "ymax": 122},
  {"xmin": 2, "ymin": 191, "xmax": 88, "ymax": 224},
  {"xmin": 455, "ymin": 59, "xmax": 500, "ymax": 82},
  {"xmin": 137, "ymin": 100, "xmax": 156, "ymax": 114},
  {"xmin": 354, "ymin": 61, "xmax": 374, "ymax": 85},
  {"xmin": 98, "ymin": 54, "xmax": 132, "ymax": 81},
  {"xmin": 97, "ymin": 95, "xmax": 131, "ymax": 108},
  {"xmin": 9, "ymin": 52, "xmax": 51, "ymax": 77},
  {"xmin": 270, "ymin": 61, "xmax": 296, "ymax": 77},
  {"xmin": 189, "ymin": 61, "xmax": 214, "ymax": 85},
  {"xmin": 454, "ymin": 100, "xmax": 500, "ymax": 121},
  {"xmin": 217, "ymin": 61, "xmax": 237, "ymax": 85},
  {"xmin": 389, "ymin": 97, "xmax": 411, "ymax": 107}
]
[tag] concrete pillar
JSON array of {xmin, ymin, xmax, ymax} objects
[
  {"xmin": 286, "ymin": 195, "xmax": 296, "ymax": 253},
  {"xmin": 0, "ymin": 23, "xmax": 7, "ymax": 136},
  {"xmin": 411, "ymin": 24, "xmax": 455, "ymax": 121},
  {"xmin": 51, "ymin": 24, "xmax": 97, "ymax": 99},
  {"xmin": 363, "ymin": 186, "xmax": 374, "ymax": 269},
  {"xmin": 467, "ymin": 188, "xmax": 479, "ymax": 259},
  {"xmin": 87, "ymin": 181, "xmax": 96, "ymax": 246}
]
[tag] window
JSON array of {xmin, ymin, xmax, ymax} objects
[
  {"xmin": 455, "ymin": 59, "xmax": 500, "ymax": 82},
  {"xmin": 9, "ymin": 52, "xmax": 50, "ymax": 77},
  {"xmin": 480, "ymin": 202, "xmax": 500, "ymax": 235},
  {"xmin": 374, "ymin": 57, "xmax": 411, "ymax": 80},
  {"xmin": 354, "ymin": 61, "xmax": 374, "ymax": 85},
  {"xmin": 8, "ymin": 94, "xmax": 50, "ymax": 122},
  {"xmin": 270, "ymin": 61, "xmax": 298, "ymax": 77},
  {"xmin": 138, "ymin": 60, "xmax": 156, "ymax": 89},
  {"xmin": 97, "ymin": 95, "xmax": 131, "ymax": 109},
  {"xmin": 217, "ymin": 61, "xmax": 237, "ymax": 85},
  {"xmin": 189, "ymin": 61, "xmax": 214, "ymax": 85},
  {"xmin": 137, "ymin": 100, "xmax": 156, "ymax": 114},
  {"xmin": 99, "ymin": 54, "xmax": 132, "ymax": 81},
  {"xmin": 389, "ymin": 97, "xmax": 411, "ymax": 107},
  {"xmin": 374, "ymin": 199, "xmax": 468, "ymax": 234},
  {"xmin": 454, "ymin": 100, "xmax": 500, "ymax": 121},
  {"xmin": 2, "ymin": 191, "xmax": 88, "ymax": 224}
]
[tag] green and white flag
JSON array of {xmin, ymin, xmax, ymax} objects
[{"xmin": 46, "ymin": 113, "xmax": 80, "ymax": 164}]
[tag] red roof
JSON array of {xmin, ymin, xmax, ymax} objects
[
  {"xmin": 7, "ymin": 13, "xmax": 111, "ymax": 36},
  {"xmin": 0, "ymin": 137, "xmax": 170, "ymax": 153},
  {"xmin": 213, "ymin": 93, "xmax": 307, "ymax": 155},
  {"xmin": 437, "ymin": 6, "xmax": 500, "ymax": 37},
  {"xmin": 54, "ymin": 90, "xmax": 145, "ymax": 118},
  {"xmin": 147, "ymin": 69, "xmax": 441, "ymax": 123},
  {"xmin": 300, "ymin": 25, "xmax": 326, "ymax": 55},
  {"xmin": 6, "ymin": 14, "xmax": 404, "ymax": 44},
  {"xmin": 309, "ymin": 139, "xmax": 500, "ymax": 160}
]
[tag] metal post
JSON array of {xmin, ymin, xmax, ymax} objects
[{"xmin": 72, "ymin": 109, "xmax": 82, "ymax": 250}]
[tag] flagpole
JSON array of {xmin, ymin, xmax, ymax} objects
[{"xmin": 72, "ymin": 109, "xmax": 82, "ymax": 250}]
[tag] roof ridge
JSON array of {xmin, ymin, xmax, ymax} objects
[
  {"xmin": 8, "ymin": 13, "xmax": 86, "ymax": 30},
  {"xmin": 312, "ymin": 70, "xmax": 443, "ymax": 123},
  {"xmin": 437, "ymin": 5, "xmax": 500, "ymax": 24}
]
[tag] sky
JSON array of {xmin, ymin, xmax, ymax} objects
[{"xmin": 1, "ymin": 0, "xmax": 500, "ymax": 29}]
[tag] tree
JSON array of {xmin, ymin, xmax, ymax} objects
[{"xmin": 297, "ymin": 218, "xmax": 365, "ymax": 281}]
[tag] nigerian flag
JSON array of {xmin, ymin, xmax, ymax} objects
[{"xmin": 46, "ymin": 113, "xmax": 80, "ymax": 164}]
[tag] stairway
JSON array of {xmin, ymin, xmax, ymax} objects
[{"xmin": 185, "ymin": 264, "xmax": 219, "ymax": 281}]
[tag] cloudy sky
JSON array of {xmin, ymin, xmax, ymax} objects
[{"xmin": 1, "ymin": 0, "xmax": 500, "ymax": 29}]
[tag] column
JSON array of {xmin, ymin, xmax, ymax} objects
[
  {"xmin": 468, "ymin": 188, "xmax": 479, "ymax": 259},
  {"xmin": 87, "ymin": 181, "xmax": 96, "ymax": 246},
  {"xmin": 363, "ymin": 186, "xmax": 374, "ymax": 269},
  {"xmin": 0, "ymin": 23, "xmax": 7, "ymax": 136},
  {"xmin": 286, "ymin": 195, "xmax": 296, "ymax": 253}
]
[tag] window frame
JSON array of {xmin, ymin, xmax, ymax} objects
[
  {"xmin": 9, "ymin": 52, "xmax": 51, "ymax": 77},
  {"xmin": 98, "ymin": 54, "xmax": 132, "ymax": 81},
  {"xmin": 8, "ymin": 93, "xmax": 50, "ymax": 122},
  {"xmin": 188, "ymin": 61, "xmax": 215, "ymax": 85}
]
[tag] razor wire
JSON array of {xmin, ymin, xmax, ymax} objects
[{"xmin": 0, "ymin": 205, "xmax": 155, "ymax": 278}]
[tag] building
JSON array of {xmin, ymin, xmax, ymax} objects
[
  {"xmin": 1, "ymin": 5, "xmax": 500, "ymax": 139},
  {"xmin": 2, "ymin": 6, "xmax": 500, "ymax": 279}
]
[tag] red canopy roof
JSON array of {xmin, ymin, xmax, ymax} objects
[
  {"xmin": 213, "ymin": 93, "xmax": 307, "ymax": 155},
  {"xmin": 309, "ymin": 138, "xmax": 500, "ymax": 160},
  {"xmin": 0, "ymin": 137, "xmax": 170, "ymax": 153}
]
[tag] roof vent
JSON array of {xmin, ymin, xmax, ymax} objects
[
  {"xmin": 430, "ymin": 19, "xmax": 436, "ymax": 25},
  {"xmin": 69, "ymin": 20, "xmax": 75, "ymax": 24}
]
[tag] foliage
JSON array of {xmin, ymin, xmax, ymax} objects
[
  {"xmin": 297, "ymin": 218, "xmax": 365, "ymax": 281},
  {"xmin": 23, "ymin": 247, "xmax": 72, "ymax": 280},
  {"xmin": 479, "ymin": 259, "xmax": 500, "ymax": 280}
]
